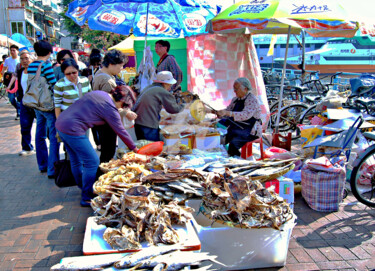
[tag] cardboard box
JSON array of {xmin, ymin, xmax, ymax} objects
[
  {"xmin": 163, "ymin": 134, "xmax": 194, "ymax": 149},
  {"xmin": 194, "ymin": 133, "xmax": 221, "ymax": 150},
  {"xmin": 186, "ymin": 200, "xmax": 296, "ymax": 270},
  {"xmin": 265, "ymin": 178, "xmax": 295, "ymax": 208}
]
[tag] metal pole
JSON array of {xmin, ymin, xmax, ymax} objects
[
  {"xmin": 301, "ymin": 30, "xmax": 306, "ymax": 83},
  {"xmin": 275, "ymin": 26, "xmax": 291, "ymax": 133},
  {"xmin": 2, "ymin": 0, "xmax": 10, "ymax": 50}
]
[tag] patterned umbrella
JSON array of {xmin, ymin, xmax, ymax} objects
[
  {"xmin": 207, "ymin": 0, "xmax": 358, "ymax": 37},
  {"xmin": 66, "ymin": 0, "xmax": 220, "ymax": 38},
  {"xmin": 207, "ymin": 0, "xmax": 361, "ymax": 133}
]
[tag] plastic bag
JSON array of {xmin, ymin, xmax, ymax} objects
[
  {"xmin": 264, "ymin": 146, "xmax": 287, "ymax": 159},
  {"xmin": 123, "ymin": 116, "xmax": 135, "ymax": 129},
  {"xmin": 299, "ymin": 125, "xmax": 324, "ymax": 147},
  {"xmin": 137, "ymin": 141, "xmax": 164, "ymax": 156}
]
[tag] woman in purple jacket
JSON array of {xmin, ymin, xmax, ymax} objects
[{"xmin": 56, "ymin": 88, "xmax": 138, "ymax": 207}]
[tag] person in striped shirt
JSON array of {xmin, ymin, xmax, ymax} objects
[
  {"xmin": 27, "ymin": 40, "xmax": 59, "ymax": 179},
  {"xmin": 54, "ymin": 59, "xmax": 91, "ymax": 118}
]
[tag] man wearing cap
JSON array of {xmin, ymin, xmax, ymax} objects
[{"xmin": 133, "ymin": 71, "xmax": 184, "ymax": 141}]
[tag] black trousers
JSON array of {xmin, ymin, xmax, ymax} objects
[
  {"xmin": 96, "ymin": 123, "xmax": 117, "ymax": 163},
  {"xmin": 91, "ymin": 126, "xmax": 100, "ymax": 147},
  {"xmin": 225, "ymin": 126, "xmax": 258, "ymax": 157}
]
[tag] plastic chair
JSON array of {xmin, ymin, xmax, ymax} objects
[{"xmin": 241, "ymin": 137, "xmax": 265, "ymax": 160}]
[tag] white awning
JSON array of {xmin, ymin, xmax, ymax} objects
[{"xmin": 25, "ymin": 19, "xmax": 45, "ymax": 36}]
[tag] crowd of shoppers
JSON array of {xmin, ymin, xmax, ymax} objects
[{"xmin": 0, "ymin": 39, "xmax": 208, "ymax": 207}]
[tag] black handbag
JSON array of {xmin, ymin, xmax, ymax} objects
[{"xmin": 54, "ymin": 155, "xmax": 76, "ymax": 188}]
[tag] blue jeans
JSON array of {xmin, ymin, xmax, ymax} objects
[
  {"xmin": 134, "ymin": 124, "xmax": 160, "ymax": 141},
  {"xmin": 20, "ymin": 102, "xmax": 35, "ymax": 151},
  {"xmin": 8, "ymin": 92, "xmax": 20, "ymax": 116},
  {"xmin": 57, "ymin": 130, "xmax": 99, "ymax": 202},
  {"xmin": 35, "ymin": 110, "xmax": 60, "ymax": 175}
]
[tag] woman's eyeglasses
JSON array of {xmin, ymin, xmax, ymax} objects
[{"xmin": 64, "ymin": 71, "xmax": 78, "ymax": 76}]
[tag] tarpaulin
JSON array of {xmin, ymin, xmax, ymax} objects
[{"xmin": 186, "ymin": 34, "xmax": 269, "ymax": 128}]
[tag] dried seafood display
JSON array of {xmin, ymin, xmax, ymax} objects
[
  {"xmin": 204, "ymin": 158, "xmax": 297, "ymax": 182},
  {"xmin": 92, "ymin": 185, "xmax": 194, "ymax": 250},
  {"xmin": 93, "ymin": 163, "xmax": 152, "ymax": 195},
  {"xmin": 51, "ymin": 248, "xmax": 221, "ymax": 271},
  {"xmin": 142, "ymin": 169, "xmax": 205, "ymax": 203},
  {"xmin": 202, "ymin": 168, "xmax": 294, "ymax": 230},
  {"xmin": 99, "ymin": 152, "xmax": 150, "ymax": 173}
]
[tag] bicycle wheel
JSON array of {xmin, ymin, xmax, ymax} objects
[
  {"xmin": 299, "ymin": 104, "xmax": 320, "ymax": 125},
  {"xmin": 275, "ymin": 103, "xmax": 308, "ymax": 139},
  {"xmin": 350, "ymin": 146, "xmax": 375, "ymax": 207}
]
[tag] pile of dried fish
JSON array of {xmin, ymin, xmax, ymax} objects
[
  {"xmin": 99, "ymin": 152, "xmax": 150, "ymax": 172},
  {"xmin": 142, "ymin": 169, "xmax": 205, "ymax": 203},
  {"xmin": 202, "ymin": 168, "xmax": 294, "ymax": 230},
  {"xmin": 94, "ymin": 163, "xmax": 152, "ymax": 195},
  {"xmin": 51, "ymin": 246, "xmax": 222, "ymax": 271},
  {"xmin": 204, "ymin": 158, "xmax": 297, "ymax": 182},
  {"xmin": 92, "ymin": 185, "xmax": 193, "ymax": 250}
]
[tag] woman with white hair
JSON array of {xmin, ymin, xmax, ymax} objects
[{"xmin": 217, "ymin": 77, "xmax": 262, "ymax": 157}]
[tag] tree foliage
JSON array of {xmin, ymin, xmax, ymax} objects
[
  {"xmin": 81, "ymin": 26, "xmax": 128, "ymax": 50},
  {"xmin": 59, "ymin": 0, "xmax": 82, "ymax": 36},
  {"xmin": 59, "ymin": 0, "xmax": 128, "ymax": 50}
]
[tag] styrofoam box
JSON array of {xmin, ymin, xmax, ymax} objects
[
  {"xmin": 186, "ymin": 200, "xmax": 296, "ymax": 270},
  {"xmin": 194, "ymin": 133, "xmax": 221, "ymax": 150}
]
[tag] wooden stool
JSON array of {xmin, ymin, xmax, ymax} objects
[{"xmin": 241, "ymin": 137, "xmax": 265, "ymax": 160}]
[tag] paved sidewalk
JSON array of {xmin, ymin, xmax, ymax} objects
[{"xmin": 0, "ymin": 100, "xmax": 374, "ymax": 271}]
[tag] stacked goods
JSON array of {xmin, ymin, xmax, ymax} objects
[{"xmin": 201, "ymin": 168, "xmax": 294, "ymax": 230}]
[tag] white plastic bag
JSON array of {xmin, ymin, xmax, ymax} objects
[{"xmin": 123, "ymin": 116, "xmax": 135, "ymax": 129}]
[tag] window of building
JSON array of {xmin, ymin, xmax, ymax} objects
[
  {"xmin": 11, "ymin": 21, "xmax": 24, "ymax": 36},
  {"xmin": 26, "ymin": 22, "xmax": 33, "ymax": 37}
]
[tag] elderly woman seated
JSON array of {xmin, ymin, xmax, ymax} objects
[{"xmin": 217, "ymin": 77, "xmax": 262, "ymax": 157}]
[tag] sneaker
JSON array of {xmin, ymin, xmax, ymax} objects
[
  {"xmin": 19, "ymin": 150, "xmax": 35, "ymax": 156},
  {"xmin": 80, "ymin": 200, "xmax": 92, "ymax": 207}
]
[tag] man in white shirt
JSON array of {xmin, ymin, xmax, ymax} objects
[
  {"xmin": 2, "ymin": 45, "xmax": 20, "ymax": 120},
  {"xmin": 73, "ymin": 52, "xmax": 87, "ymax": 71}
]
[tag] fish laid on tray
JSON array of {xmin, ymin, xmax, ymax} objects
[
  {"xmin": 142, "ymin": 169, "xmax": 205, "ymax": 204},
  {"xmin": 91, "ymin": 185, "xmax": 194, "ymax": 250},
  {"xmin": 51, "ymin": 247, "xmax": 222, "ymax": 271},
  {"xmin": 202, "ymin": 168, "xmax": 294, "ymax": 230},
  {"xmin": 204, "ymin": 158, "xmax": 297, "ymax": 182}
]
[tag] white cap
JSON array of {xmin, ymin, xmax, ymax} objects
[{"xmin": 153, "ymin": 71, "xmax": 177, "ymax": 85}]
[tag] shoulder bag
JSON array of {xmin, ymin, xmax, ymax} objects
[
  {"xmin": 54, "ymin": 153, "xmax": 76, "ymax": 188},
  {"xmin": 23, "ymin": 62, "xmax": 55, "ymax": 111}
]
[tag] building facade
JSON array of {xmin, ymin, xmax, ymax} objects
[{"xmin": 0, "ymin": 0, "xmax": 64, "ymax": 47}]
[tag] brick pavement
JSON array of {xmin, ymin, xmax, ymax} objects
[{"xmin": 0, "ymin": 100, "xmax": 374, "ymax": 271}]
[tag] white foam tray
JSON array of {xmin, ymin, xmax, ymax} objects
[{"xmin": 83, "ymin": 216, "xmax": 201, "ymax": 255}]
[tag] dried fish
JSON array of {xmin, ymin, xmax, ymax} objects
[
  {"xmin": 114, "ymin": 245, "xmax": 180, "ymax": 269},
  {"xmin": 50, "ymin": 254, "xmax": 126, "ymax": 271},
  {"xmin": 135, "ymin": 251, "xmax": 224, "ymax": 270}
]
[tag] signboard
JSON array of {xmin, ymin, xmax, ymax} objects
[{"xmin": 9, "ymin": 0, "xmax": 22, "ymax": 7}]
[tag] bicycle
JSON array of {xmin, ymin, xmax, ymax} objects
[
  {"xmin": 0, "ymin": 82, "xmax": 8, "ymax": 101},
  {"xmin": 350, "ymin": 131, "xmax": 375, "ymax": 207}
]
